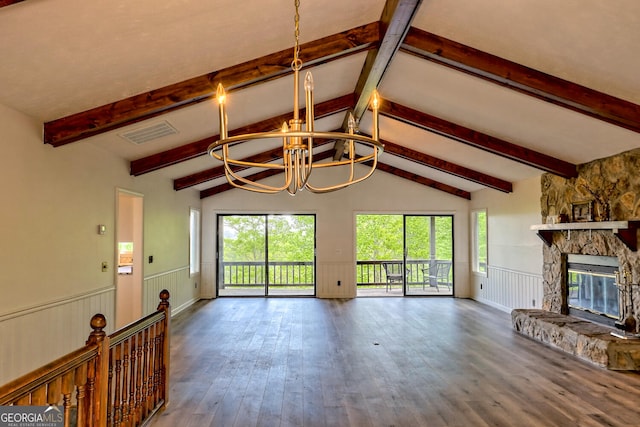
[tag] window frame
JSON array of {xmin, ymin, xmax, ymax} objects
[
  {"xmin": 189, "ymin": 207, "xmax": 201, "ymax": 276},
  {"xmin": 472, "ymin": 209, "xmax": 488, "ymax": 276}
]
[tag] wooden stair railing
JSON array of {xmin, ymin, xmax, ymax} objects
[{"xmin": 0, "ymin": 290, "xmax": 171, "ymax": 427}]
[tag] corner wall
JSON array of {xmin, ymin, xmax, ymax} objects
[{"xmin": 470, "ymin": 175, "xmax": 544, "ymax": 312}]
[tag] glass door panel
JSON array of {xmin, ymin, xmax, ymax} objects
[
  {"xmin": 405, "ymin": 216, "xmax": 432, "ymax": 296},
  {"xmin": 218, "ymin": 215, "xmax": 266, "ymax": 296},
  {"xmin": 267, "ymin": 215, "xmax": 315, "ymax": 296},
  {"xmin": 406, "ymin": 215, "xmax": 453, "ymax": 296},
  {"xmin": 356, "ymin": 214, "xmax": 404, "ymax": 296}
]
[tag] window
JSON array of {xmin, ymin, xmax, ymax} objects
[
  {"xmin": 189, "ymin": 208, "xmax": 201, "ymax": 276},
  {"xmin": 472, "ymin": 209, "xmax": 487, "ymax": 274}
]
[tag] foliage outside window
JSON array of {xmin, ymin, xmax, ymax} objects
[
  {"xmin": 220, "ymin": 215, "xmax": 315, "ymax": 286},
  {"xmin": 472, "ymin": 209, "xmax": 487, "ymax": 274}
]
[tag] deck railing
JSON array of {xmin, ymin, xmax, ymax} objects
[
  {"xmin": 357, "ymin": 260, "xmax": 439, "ymax": 286},
  {"xmin": 220, "ymin": 261, "xmax": 315, "ymax": 288},
  {"xmin": 0, "ymin": 290, "xmax": 171, "ymax": 427},
  {"xmin": 220, "ymin": 260, "xmax": 450, "ymax": 288}
]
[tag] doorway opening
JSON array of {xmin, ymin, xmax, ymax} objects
[
  {"xmin": 217, "ymin": 214, "xmax": 316, "ymax": 297},
  {"xmin": 356, "ymin": 214, "xmax": 453, "ymax": 297},
  {"xmin": 115, "ymin": 189, "xmax": 144, "ymax": 328}
]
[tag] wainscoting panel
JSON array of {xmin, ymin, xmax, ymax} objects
[
  {"xmin": 200, "ymin": 261, "xmax": 216, "ymax": 299},
  {"xmin": 474, "ymin": 266, "xmax": 543, "ymax": 313},
  {"xmin": 0, "ymin": 287, "xmax": 115, "ymax": 386},
  {"xmin": 316, "ymin": 262, "xmax": 355, "ymax": 298},
  {"xmin": 143, "ymin": 266, "xmax": 199, "ymax": 316}
]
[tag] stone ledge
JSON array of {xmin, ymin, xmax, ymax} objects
[{"xmin": 512, "ymin": 309, "xmax": 640, "ymax": 370}]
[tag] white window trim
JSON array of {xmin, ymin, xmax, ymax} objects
[
  {"xmin": 189, "ymin": 208, "xmax": 201, "ymax": 276},
  {"xmin": 472, "ymin": 209, "xmax": 488, "ymax": 277}
]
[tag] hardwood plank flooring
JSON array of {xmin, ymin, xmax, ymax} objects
[{"xmin": 150, "ymin": 298, "xmax": 640, "ymax": 426}]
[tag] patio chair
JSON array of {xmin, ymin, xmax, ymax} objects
[
  {"xmin": 421, "ymin": 260, "xmax": 452, "ymax": 292},
  {"xmin": 382, "ymin": 262, "xmax": 407, "ymax": 292}
]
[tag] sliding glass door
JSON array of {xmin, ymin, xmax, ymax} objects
[
  {"xmin": 217, "ymin": 214, "xmax": 315, "ymax": 296},
  {"xmin": 405, "ymin": 215, "xmax": 453, "ymax": 296},
  {"xmin": 356, "ymin": 214, "xmax": 453, "ymax": 296}
]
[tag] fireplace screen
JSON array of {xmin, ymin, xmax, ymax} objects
[{"xmin": 567, "ymin": 255, "xmax": 619, "ymax": 320}]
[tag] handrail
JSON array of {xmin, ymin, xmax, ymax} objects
[
  {"xmin": 0, "ymin": 290, "xmax": 171, "ymax": 427},
  {"xmin": 0, "ymin": 344, "xmax": 99, "ymax": 405}
]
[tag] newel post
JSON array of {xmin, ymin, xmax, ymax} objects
[
  {"xmin": 157, "ymin": 289, "xmax": 171, "ymax": 409},
  {"xmin": 86, "ymin": 313, "xmax": 110, "ymax": 427}
]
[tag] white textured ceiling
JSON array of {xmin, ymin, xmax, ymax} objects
[{"xmin": 0, "ymin": 0, "xmax": 639, "ymax": 197}]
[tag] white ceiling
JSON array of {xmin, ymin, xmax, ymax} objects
[{"xmin": 1, "ymin": 0, "xmax": 639, "ymax": 197}]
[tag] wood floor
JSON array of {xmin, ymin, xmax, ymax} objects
[{"xmin": 150, "ymin": 297, "xmax": 640, "ymax": 427}]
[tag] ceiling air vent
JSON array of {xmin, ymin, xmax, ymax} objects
[{"xmin": 119, "ymin": 120, "xmax": 178, "ymax": 145}]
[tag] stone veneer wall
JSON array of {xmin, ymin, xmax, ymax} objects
[{"xmin": 540, "ymin": 148, "xmax": 640, "ymax": 329}]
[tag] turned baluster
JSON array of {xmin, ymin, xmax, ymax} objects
[
  {"xmin": 75, "ymin": 363, "xmax": 88, "ymax": 427},
  {"xmin": 152, "ymin": 323, "xmax": 162, "ymax": 405},
  {"xmin": 112, "ymin": 342, "xmax": 123, "ymax": 425},
  {"xmin": 61, "ymin": 370, "xmax": 74, "ymax": 427},
  {"xmin": 131, "ymin": 333, "xmax": 142, "ymax": 425},
  {"xmin": 121, "ymin": 338, "xmax": 131, "ymax": 424}
]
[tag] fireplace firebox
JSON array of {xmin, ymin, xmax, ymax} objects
[{"xmin": 566, "ymin": 254, "xmax": 619, "ymax": 327}]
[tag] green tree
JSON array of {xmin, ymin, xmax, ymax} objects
[
  {"xmin": 356, "ymin": 215, "xmax": 403, "ymax": 260},
  {"xmin": 221, "ymin": 215, "xmax": 265, "ymax": 261}
]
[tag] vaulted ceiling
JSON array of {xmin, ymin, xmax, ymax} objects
[{"xmin": 1, "ymin": 0, "xmax": 639, "ymax": 200}]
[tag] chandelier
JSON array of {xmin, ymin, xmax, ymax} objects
[{"xmin": 208, "ymin": 0, "xmax": 384, "ymax": 195}]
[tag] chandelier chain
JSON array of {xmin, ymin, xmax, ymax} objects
[{"xmin": 292, "ymin": 0, "xmax": 302, "ymax": 71}]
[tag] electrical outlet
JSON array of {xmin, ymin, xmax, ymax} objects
[
  {"xmin": 532, "ymin": 299, "xmax": 536, "ymax": 307},
  {"xmin": 195, "ymin": 282, "xmax": 198, "ymax": 288}
]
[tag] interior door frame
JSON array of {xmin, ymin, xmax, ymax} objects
[{"xmin": 115, "ymin": 188, "xmax": 144, "ymax": 328}]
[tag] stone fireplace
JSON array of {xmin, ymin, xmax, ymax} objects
[
  {"xmin": 512, "ymin": 148, "xmax": 640, "ymax": 370},
  {"xmin": 539, "ymin": 148, "xmax": 640, "ymax": 330}
]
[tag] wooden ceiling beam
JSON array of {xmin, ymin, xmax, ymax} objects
[
  {"xmin": 366, "ymin": 161, "xmax": 470, "ymax": 199},
  {"xmin": 402, "ymin": 27, "xmax": 640, "ymax": 134},
  {"xmin": 43, "ymin": 23, "xmax": 379, "ymax": 147},
  {"xmin": 0, "ymin": 1, "xmax": 25, "ymax": 7},
  {"xmin": 131, "ymin": 94, "xmax": 355, "ymax": 176},
  {"xmin": 380, "ymin": 98, "xmax": 578, "ymax": 178},
  {"xmin": 381, "ymin": 139, "xmax": 512, "ymax": 192},
  {"xmin": 334, "ymin": 0, "xmax": 422, "ymax": 160}
]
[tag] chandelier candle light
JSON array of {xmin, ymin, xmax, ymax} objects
[{"xmin": 208, "ymin": 0, "xmax": 384, "ymax": 195}]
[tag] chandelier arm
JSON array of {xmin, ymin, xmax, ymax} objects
[
  {"xmin": 208, "ymin": 131, "xmax": 383, "ymax": 151},
  {"xmin": 305, "ymin": 152, "xmax": 380, "ymax": 194},
  {"xmin": 307, "ymin": 152, "xmax": 378, "ymax": 168}
]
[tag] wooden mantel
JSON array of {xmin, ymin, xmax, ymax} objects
[{"xmin": 530, "ymin": 221, "xmax": 640, "ymax": 251}]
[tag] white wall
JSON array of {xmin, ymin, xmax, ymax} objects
[
  {"xmin": 202, "ymin": 167, "xmax": 472, "ymax": 299},
  {"xmin": 469, "ymin": 175, "xmax": 545, "ymax": 311},
  {"xmin": 0, "ymin": 102, "xmax": 200, "ymax": 384}
]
